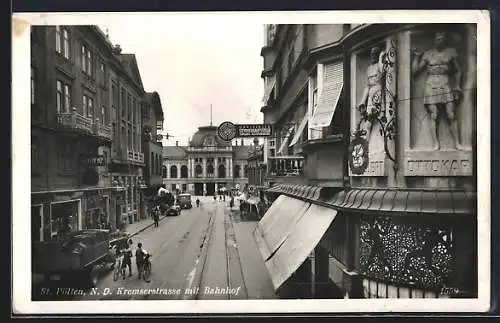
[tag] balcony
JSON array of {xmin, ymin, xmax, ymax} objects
[
  {"xmin": 57, "ymin": 108, "xmax": 93, "ymax": 135},
  {"xmin": 127, "ymin": 149, "xmax": 145, "ymax": 164},
  {"xmin": 186, "ymin": 146, "xmax": 233, "ymax": 153},
  {"xmin": 94, "ymin": 120, "xmax": 112, "ymax": 141}
]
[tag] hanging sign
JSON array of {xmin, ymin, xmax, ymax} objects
[
  {"xmin": 217, "ymin": 121, "xmax": 273, "ymax": 141},
  {"xmin": 79, "ymin": 155, "xmax": 107, "ymax": 167}
]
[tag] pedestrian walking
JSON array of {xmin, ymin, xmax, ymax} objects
[
  {"xmin": 196, "ymin": 198, "xmax": 200, "ymax": 207},
  {"xmin": 122, "ymin": 239, "xmax": 133, "ymax": 277}
]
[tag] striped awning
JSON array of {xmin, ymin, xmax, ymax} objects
[
  {"xmin": 266, "ymin": 184, "xmax": 322, "ymax": 201},
  {"xmin": 327, "ymin": 189, "xmax": 477, "ymax": 216},
  {"xmin": 289, "ymin": 114, "xmax": 308, "ymax": 147}
]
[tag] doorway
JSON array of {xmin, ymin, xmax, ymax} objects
[
  {"xmin": 206, "ymin": 183, "xmax": 215, "ymax": 196},
  {"xmin": 194, "ymin": 183, "xmax": 203, "ymax": 196}
]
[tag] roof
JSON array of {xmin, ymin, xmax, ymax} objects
[
  {"xmin": 189, "ymin": 125, "xmax": 232, "ymax": 147},
  {"xmin": 119, "ymin": 53, "xmax": 144, "ymax": 90},
  {"xmin": 163, "ymin": 146, "xmax": 188, "ymax": 160},
  {"xmin": 145, "ymin": 92, "xmax": 164, "ymax": 120}
]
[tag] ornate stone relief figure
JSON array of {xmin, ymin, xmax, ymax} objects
[
  {"xmin": 412, "ymin": 31, "xmax": 464, "ymax": 150},
  {"xmin": 357, "ymin": 46, "xmax": 386, "ymax": 144}
]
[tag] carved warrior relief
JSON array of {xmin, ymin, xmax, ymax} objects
[
  {"xmin": 349, "ymin": 37, "xmax": 397, "ymax": 177},
  {"xmin": 405, "ymin": 25, "xmax": 475, "ymax": 177},
  {"xmin": 359, "ymin": 217, "xmax": 454, "ymax": 289}
]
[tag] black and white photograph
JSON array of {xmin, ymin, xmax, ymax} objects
[{"xmin": 12, "ymin": 10, "xmax": 490, "ymax": 314}]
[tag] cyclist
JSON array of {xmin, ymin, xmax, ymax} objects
[
  {"xmin": 135, "ymin": 242, "xmax": 147, "ymax": 278},
  {"xmin": 122, "ymin": 239, "xmax": 133, "ymax": 277}
]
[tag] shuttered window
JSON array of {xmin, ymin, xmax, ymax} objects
[{"xmin": 310, "ymin": 61, "xmax": 343, "ymax": 129}]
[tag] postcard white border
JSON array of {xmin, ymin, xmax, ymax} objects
[{"xmin": 12, "ymin": 10, "xmax": 491, "ymax": 314}]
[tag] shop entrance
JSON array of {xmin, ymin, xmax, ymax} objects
[
  {"xmin": 206, "ymin": 183, "xmax": 215, "ymax": 196},
  {"xmin": 194, "ymin": 183, "xmax": 204, "ymax": 196},
  {"xmin": 50, "ymin": 200, "xmax": 80, "ymax": 237}
]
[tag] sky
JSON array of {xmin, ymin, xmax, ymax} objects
[{"xmin": 98, "ymin": 15, "xmax": 264, "ymax": 146}]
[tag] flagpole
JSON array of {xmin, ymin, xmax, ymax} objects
[{"xmin": 210, "ymin": 104, "xmax": 213, "ymax": 126}]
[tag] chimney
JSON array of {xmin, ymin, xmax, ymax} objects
[
  {"xmin": 112, "ymin": 44, "xmax": 122, "ymax": 55},
  {"xmin": 175, "ymin": 141, "xmax": 178, "ymax": 146}
]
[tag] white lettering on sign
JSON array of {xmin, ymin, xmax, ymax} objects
[
  {"xmin": 350, "ymin": 153, "xmax": 386, "ymax": 177},
  {"xmin": 404, "ymin": 150, "xmax": 473, "ymax": 177},
  {"xmin": 406, "ymin": 159, "xmax": 472, "ymax": 176},
  {"xmin": 237, "ymin": 126, "xmax": 272, "ymax": 137}
]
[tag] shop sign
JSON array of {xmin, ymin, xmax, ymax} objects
[
  {"xmin": 79, "ymin": 154, "xmax": 107, "ymax": 167},
  {"xmin": 348, "ymin": 137, "xmax": 369, "ymax": 175},
  {"xmin": 217, "ymin": 121, "xmax": 273, "ymax": 141}
]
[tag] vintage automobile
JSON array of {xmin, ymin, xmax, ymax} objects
[
  {"xmin": 33, "ymin": 229, "xmax": 127, "ymax": 287},
  {"xmin": 177, "ymin": 193, "xmax": 193, "ymax": 209},
  {"xmin": 166, "ymin": 204, "xmax": 181, "ymax": 216}
]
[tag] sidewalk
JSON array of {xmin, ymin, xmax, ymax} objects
[
  {"xmin": 124, "ymin": 214, "xmax": 167, "ymax": 237},
  {"xmin": 229, "ymin": 210, "xmax": 277, "ymax": 299}
]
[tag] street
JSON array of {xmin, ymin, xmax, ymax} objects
[{"xmin": 32, "ymin": 196, "xmax": 276, "ymax": 301}]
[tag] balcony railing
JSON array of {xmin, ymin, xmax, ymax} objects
[
  {"xmin": 267, "ymin": 156, "xmax": 304, "ymax": 177},
  {"xmin": 57, "ymin": 108, "xmax": 93, "ymax": 134},
  {"xmin": 186, "ymin": 146, "xmax": 232, "ymax": 152},
  {"xmin": 127, "ymin": 149, "xmax": 145, "ymax": 163},
  {"xmin": 94, "ymin": 120, "xmax": 112, "ymax": 140}
]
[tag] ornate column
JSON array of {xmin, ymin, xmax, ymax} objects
[
  {"xmin": 214, "ymin": 157, "xmax": 219, "ymax": 178},
  {"xmin": 228, "ymin": 158, "xmax": 233, "ymax": 179},
  {"xmin": 202, "ymin": 157, "xmax": 207, "ymax": 177}
]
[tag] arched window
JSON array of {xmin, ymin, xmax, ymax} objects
[
  {"xmin": 157, "ymin": 155, "xmax": 161, "ymax": 175},
  {"xmin": 234, "ymin": 165, "xmax": 241, "ymax": 178},
  {"xmin": 170, "ymin": 165, "xmax": 178, "ymax": 179},
  {"xmin": 180, "ymin": 165, "xmax": 188, "ymax": 178},
  {"xmin": 161, "ymin": 165, "xmax": 167, "ymax": 178},
  {"xmin": 195, "ymin": 164, "xmax": 202, "ymax": 177},
  {"xmin": 206, "ymin": 164, "xmax": 214, "ymax": 176},
  {"xmin": 244, "ymin": 165, "xmax": 248, "ymax": 178},
  {"xmin": 218, "ymin": 164, "xmax": 226, "ymax": 178}
]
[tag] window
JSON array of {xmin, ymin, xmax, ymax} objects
[
  {"xmin": 161, "ymin": 165, "xmax": 167, "ymax": 178},
  {"xmin": 112, "ymin": 83, "xmax": 118, "ymax": 109},
  {"xmin": 81, "ymin": 44, "xmax": 93, "ymax": 75},
  {"xmin": 58, "ymin": 141, "xmax": 74, "ymax": 171},
  {"xmin": 101, "ymin": 105, "xmax": 106, "ymax": 124},
  {"xmin": 63, "ymin": 29, "xmax": 70, "ymax": 59},
  {"xmin": 31, "ymin": 66, "xmax": 35, "ymax": 105},
  {"xmin": 56, "ymin": 80, "xmax": 71, "ymax": 113},
  {"xmin": 55, "ymin": 26, "xmax": 70, "ymax": 59},
  {"xmin": 82, "ymin": 94, "xmax": 94, "ymax": 118},
  {"xmin": 99, "ymin": 62, "xmax": 105, "ymax": 84},
  {"xmin": 127, "ymin": 94, "xmax": 132, "ymax": 121},
  {"xmin": 121, "ymin": 88, "xmax": 126, "ymax": 119},
  {"xmin": 55, "ymin": 26, "xmax": 61, "ymax": 53}
]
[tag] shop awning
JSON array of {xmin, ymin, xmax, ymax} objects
[
  {"xmin": 327, "ymin": 188, "xmax": 477, "ymax": 216},
  {"xmin": 254, "ymin": 195, "xmax": 311, "ymax": 261},
  {"xmin": 277, "ymin": 127, "xmax": 294, "ymax": 155},
  {"xmin": 289, "ymin": 114, "xmax": 308, "ymax": 147},
  {"xmin": 264, "ymin": 203, "xmax": 338, "ymax": 291},
  {"xmin": 265, "ymin": 184, "xmax": 322, "ymax": 201}
]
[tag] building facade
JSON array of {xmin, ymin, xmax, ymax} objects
[
  {"xmin": 141, "ymin": 92, "xmax": 164, "ymax": 195},
  {"xmin": 255, "ymin": 23, "xmax": 477, "ymax": 299},
  {"xmin": 31, "ymin": 25, "xmax": 154, "ymax": 241},
  {"xmin": 162, "ymin": 126, "xmax": 250, "ymax": 196}
]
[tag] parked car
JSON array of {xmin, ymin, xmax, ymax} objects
[
  {"xmin": 177, "ymin": 193, "xmax": 193, "ymax": 209},
  {"xmin": 33, "ymin": 229, "xmax": 118, "ymax": 287},
  {"xmin": 166, "ymin": 204, "xmax": 181, "ymax": 216}
]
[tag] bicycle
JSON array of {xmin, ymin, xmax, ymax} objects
[
  {"xmin": 141, "ymin": 253, "xmax": 152, "ymax": 282},
  {"xmin": 113, "ymin": 255, "xmax": 126, "ymax": 281}
]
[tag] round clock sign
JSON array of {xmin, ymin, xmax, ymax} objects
[{"xmin": 217, "ymin": 121, "xmax": 237, "ymax": 141}]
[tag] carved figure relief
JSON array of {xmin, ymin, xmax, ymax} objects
[
  {"xmin": 360, "ymin": 216, "xmax": 455, "ymax": 289},
  {"xmin": 412, "ymin": 31, "xmax": 464, "ymax": 151}
]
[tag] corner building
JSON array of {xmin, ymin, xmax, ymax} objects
[
  {"xmin": 255, "ymin": 23, "xmax": 477, "ymax": 299},
  {"xmin": 161, "ymin": 126, "xmax": 251, "ymax": 195},
  {"xmin": 31, "ymin": 25, "xmax": 154, "ymax": 241}
]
